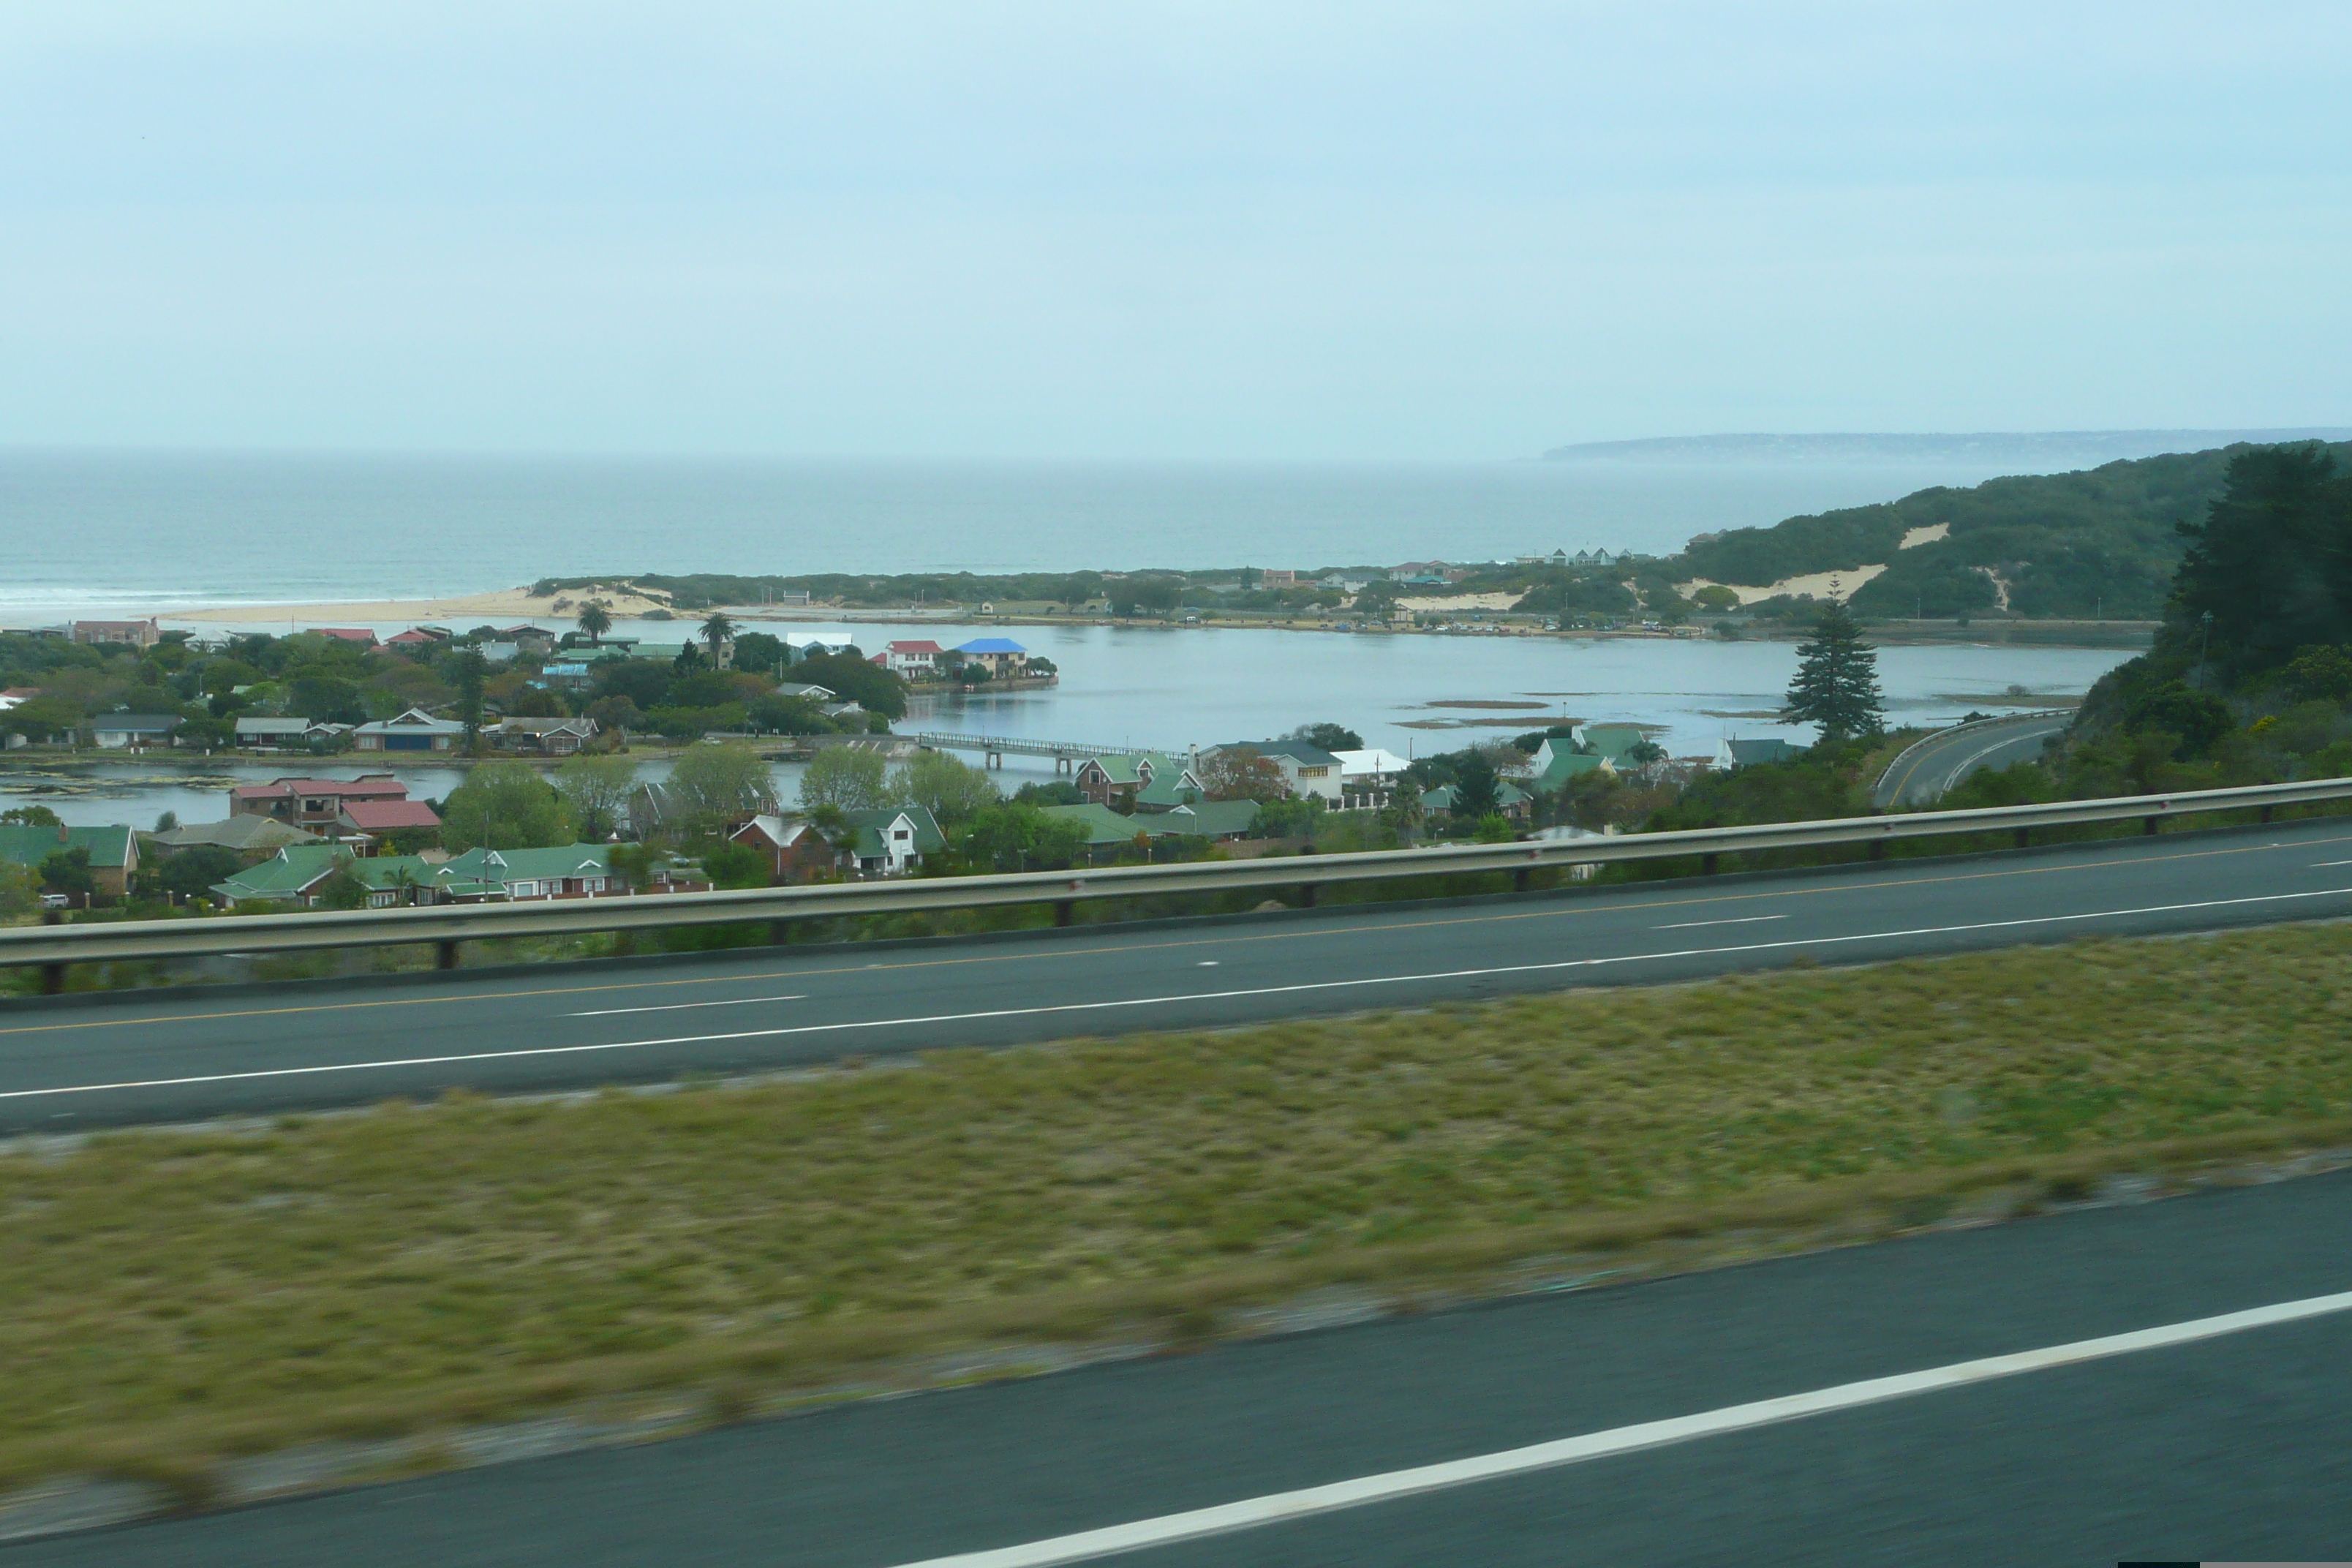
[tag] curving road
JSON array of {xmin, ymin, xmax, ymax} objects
[
  {"xmin": 1872, "ymin": 712, "xmax": 2072, "ymax": 810},
  {"xmin": 13, "ymin": 1164, "xmax": 2351, "ymax": 1564},
  {"xmin": 4, "ymin": 815, "xmax": 2352, "ymax": 1133}
]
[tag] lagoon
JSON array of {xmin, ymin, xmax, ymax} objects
[{"xmin": 1, "ymin": 622, "xmax": 2131, "ymax": 828}]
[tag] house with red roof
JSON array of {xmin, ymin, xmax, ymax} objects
[
  {"xmin": 336, "ymin": 797, "xmax": 443, "ymax": 851},
  {"xmin": 315, "ymin": 627, "xmax": 378, "ymax": 647},
  {"xmin": 872, "ymin": 639, "xmax": 946, "ymax": 675},
  {"xmin": 230, "ymin": 774, "xmax": 414, "ymax": 834}
]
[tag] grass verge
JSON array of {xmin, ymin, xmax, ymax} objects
[{"xmin": 3, "ymin": 922, "xmax": 2351, "ymax": 1496}]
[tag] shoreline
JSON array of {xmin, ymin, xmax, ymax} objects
[{"xmin": 37, "ymin": 590, "xmax": 2157, "ymax": 651}]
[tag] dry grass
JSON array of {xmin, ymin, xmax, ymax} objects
[{"xmin": 3, "ymin": 923, "xmax": 2351, "ymax": 1486}]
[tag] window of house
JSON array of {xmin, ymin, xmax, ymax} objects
[
  {"xmin": 510, "ymin": 881, "xmax": 538, "ymax": 897},
  {"xmin": 893, "ymin": 829, "xmax": 910, "ymax": 840}
]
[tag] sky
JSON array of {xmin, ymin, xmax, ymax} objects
[{"xmin": 3, "ymin": 2, "xmax": 2348, "ymax": 461}]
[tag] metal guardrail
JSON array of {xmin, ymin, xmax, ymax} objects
[
  {"xmin": 1871, "ymin": 709, "xmax": 2072, "ymax": 801},
  {"xmin": 5, "ymin": 776, "xmax": 2351, "ymax": 976}
]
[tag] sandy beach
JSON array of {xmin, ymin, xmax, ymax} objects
[{"xmin": 161, "ymin": 585, "xmax": 677, "ymax": 627}]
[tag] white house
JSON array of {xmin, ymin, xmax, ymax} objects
[
  {"xmin": 1330, "ymin": 747, "xmax": 1411, "ymax": 810},
  {"xmin": 1201, "ymin": 739, "xmax": 1346, "ymax": 802},
  {"xmin": 351, "ymin": 707, "xmax": 467, "ymax": 753},
  {"xmin": 90, "ymin": 713, "xmax": 184, "ymax": 749},
  {"xmin": 873, "ymin": 639, "xmax": 946, "ymax": 675}
]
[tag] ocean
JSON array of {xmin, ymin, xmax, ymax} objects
[{"xmin": 0, "ymin": 447, "xmax": 2147, "ymax": 617}]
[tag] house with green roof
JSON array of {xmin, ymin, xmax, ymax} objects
[
  {"xmin": 1422, "ymin": 780, "xmax": 1532, "ymax": 823},
  {"xmin": 0, "ymin": 823, "xmax": 140, "ymax": 897},
  {"xmin": 1074, "ymin": 752, "xmax": 1201, "ymax": 813},
  {"xmin": 841, "ymin": 806, "xmax": 945, "ymax": 876},
  {"xmin": 1530, "ymin": 746, "xmax": 1613, "ymax": 795},
  {"xmin": 1575, "ymin": 723, "xmax": 1651, "ymax": 762},
  {"xmin": 208, "ymin": 843, "xmax": 353, "ymax": 905},
  {"xmin": 1152, "ymin": 799, "xmax": 1260, "ymax": 841},
  {"xmin": 1039, "ymin": 802, "xmax": 1156, "ymax": 852},
  {"xmin": 437, "ymin": 844, "xmax": 619, "ymax": 900}
]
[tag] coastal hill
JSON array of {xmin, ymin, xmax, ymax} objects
[
  {"xmin": 1644, "ymin": 437, "xmax": 2352, "ymax": 620},
  {"xmin": 1543, "ymin": 429, "xmax": 2352, "ymax": 466}
]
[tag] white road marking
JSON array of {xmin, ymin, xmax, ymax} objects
[
  {"xmin": 2314, "ymin": 859, "xmax": 2352, "ymax": 867},
  {"xmin": 886, "ymin": 1289, "xmax": 2352, "ymax": 1567},
  {"xmin": 568, "ymin": 994, "xmax": 806, "ymax": 1017},
  {"xmin": 7, "ymin": 885, "xmax": 2351, "ymax": 1101},
  {"xmin": 1654, "ymin": 915, "xmax": 1785, "ymax": 930},
  {"xmin": 1197, "ymin": 960, "xmax": 1219, "ymax": 967}
]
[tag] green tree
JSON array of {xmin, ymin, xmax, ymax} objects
[
  {"xmin": 788, "ymin": 651, "xmax": 909, "ymax": 721},
  {"xmin": 1198, "ymin": 747, "xmax": 1286, "ymax": 802},
  {"xmin": 665, "ymin": 744, "xmax": 780, "ymax": 830},
  {"xmin": 576, "ymin": 600, "xmax": 613, "ymax": 645},
  {"xmin": 1782, "ymin": 603, "xmax": 1885, "ymax": 740},
  {"xmin": 314, "ymin": 866, "xmax": 372, "ymax": 911},
  {"xmin": 699, "ymin": 611, "xmax": 736, "ymax": 667},
  {"xmin": 0, "ymin": 861, "xmax": 38, "ymax": 918},
  {"xmin": 1289, "ymin": 723, "xmax": 1362, "ymax": 752},
  {"xmin": 957, "ymin": 803, "xmax": 1089, "ymax": 872},
  {"xmin": 440, "ymin": 761, "xmax": 576, "ymax": 851},
  {"xmin": 449, "ymin": 649, "xmax": 488, "ymax": 755},
  {"xmin": 1, "ymin": 806, "xmax": 64, "ymax": 827},
  {"xmin": 554, "ymin": 753, "xmax": 639, "ymax": 840},
  {"xmin": 2283, "ymin": 644, "xmax": 2352, "ymax": 703},
  {"xmin": 700, "ymin": 841, "xmax": 771, "ymax": 889},
  {"xmin": 1450, "ymin": 751, "xmax": 1501, "ymax": 820},
  {"xmin": 799, "ymin": 747, "xmax": 891, "ymax": 811},
  {"xmin": 889, "ymin": 750, "xmax": 1000, "ymax": 827},
  {"xmin": 39, "ymin": 847, "xmax": 94, "ymax": 900},
  {"xmin": 2169, "ymin": 444, "xmax": 2352, "ymax": 676}
]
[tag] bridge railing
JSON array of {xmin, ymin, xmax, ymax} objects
[
  {"xmin": 6, "ymin": 776, "xmax": 2351, "ymax": 979},
  {"xmin": 911, "ymin": 731, "xmax": 1145, "ymax": 758}
]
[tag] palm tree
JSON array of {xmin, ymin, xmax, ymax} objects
[
  {"xmin": 699, "ymin": 611, "xmax": 736, "ymax": 668},
  {"xmin": 576, "ymin": 599, "xmax": 612, "ymax": 645}
]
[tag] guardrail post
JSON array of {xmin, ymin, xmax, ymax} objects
[
  {"xmin": 1701, "ymin": 852, "xmax": 1719, "ymax": 875},
  {"xmin": 2014, "ymin": 827, "xmax": 2031, "ymax": 849},
  {"xmin": 1868, "ymin": 840, "xmax": 1885, "ymax": 860},
  {"xmin": 768, "ymin": 921, "xmax": 791, "ymax": 948},
  {"xmin": 436, "ymin": 940, "xmax": 461, "ymax": 970},
  {"xmin": 2142, "ymin": 816, "xmax": 2160, "ymax": 836},
  {"xmin": 2261, "ymin": 804, "xmax": 2274, "ymax": 824}
]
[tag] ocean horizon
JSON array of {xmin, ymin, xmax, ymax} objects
[{"xmin": 0, "ymin": 442, "xmax": 2218, "ymax": 620}]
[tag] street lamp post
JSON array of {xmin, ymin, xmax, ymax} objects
[{"xmin": 2197, "ymin": 610, "xmax": 2215, "ymax": 689}]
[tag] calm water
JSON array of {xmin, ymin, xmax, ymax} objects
[
  {"xmin": 1, "ymin": 622, "xmax": 2129, "ymax": 826},
  {"xmin": 2, "ymin": 448, "xmax": 2134, "ymax": 617}
]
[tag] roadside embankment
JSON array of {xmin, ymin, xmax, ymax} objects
[{"xmin": 1, "ymin": 922, "xmax": 2349, "ymax": 1516}]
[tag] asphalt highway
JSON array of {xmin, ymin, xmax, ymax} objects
[
  {"xmin": 4, "ymin": 816, "xmax": 2352, "ymax": 1134},
  {"xmin": 1872, "ymin": 713, "xmax": 2072, "ymax": 808},
  {"xmin": 15, "ymin": 1161, "xmax": 2351, "ymax": 1564}
]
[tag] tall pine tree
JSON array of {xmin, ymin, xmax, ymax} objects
[{"xmin": 1783, "ymin": 602, "xmax": 1884, "ymax": 741}]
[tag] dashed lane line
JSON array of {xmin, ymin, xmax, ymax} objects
[{"xmin": 4, "ymin": 884, "xmax": 2348, "ymax": 1102}]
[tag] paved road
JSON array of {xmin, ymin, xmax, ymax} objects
[
  {"xmin": 1872, "ymin": 713, "xmax": 2071, "ymax": 809},
  {"xmin": 5, "ymin": 817, "xmax": 2352, "ymax": 1133},
  {"xmin": 15, "ymin": 1165, "xmax": 2351, "ymax": 1565}
]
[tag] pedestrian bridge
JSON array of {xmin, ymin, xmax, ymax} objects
[{"xmin": 911, "ymin": 731, "xmax": 1165, "ymax": 770}]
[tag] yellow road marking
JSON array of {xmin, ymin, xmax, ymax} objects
[{"xmin": 4, "ymin": 829, "xmax": 2345, "ymax": 1039}]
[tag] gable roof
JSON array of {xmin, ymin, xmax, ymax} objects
[
  {"xmin": 1154, "ymin": 799, "xmax": 1261, "ymax": 838},
  {"xmin": 1330, "ymin": 748, "xmax": 1411, "ymax": 777},
  {"xmin": 152, "ymin": 815, "xmax": 320, "ymax": 852},
  {"xmin": 338, "ymin": 799, "xmax": 442, "ymax": 832},
  {"xmin": 841, "ymin": 804, "xmax": 946, "ymax": 859},
  {"xmin": 90, "ymin": 713, "xmax": 184, "ymax": 734},
  {"xmin": 1134, "ymin": 762, "xmax": 1206, "ymax": 809},
  {"xmin": 440, "ymin": 843, "xmax": 616, "ymax": 883},
  {"xmin": 1039, "ymin": 802, "xmax": 1154, "ymax": 847},
  {"xmin": 1534, "ymin": 750, "xmax": 1611, "ymax": 791},
  {"xmin": 954, "ymin": 638, "xmax": 1027, "ymax": 654},
  {"xmin": 1577, "ymin": 723, "xmax": 1649, "ymax": 759},
  {"xmin": 232, "ymin": 775, "xmax": 410, "ymax": 802},
  {"xmin": 1213, "ymin": 739, "xmax": 1342, "ymax": 769},
  {"xmin": 883, "ymin": 640, "xmax": 946, "ymax": 655},
  {"xmin": 0, "ymin": 823, "xmax": 137, "ymax": 872},
  {"xmin": 210, "ymin": 843, "xmax": 352, "ymax": 901},
  {"xmin": 1718, "ymin": 737, "xmax": 1798, "ymax": 768}
]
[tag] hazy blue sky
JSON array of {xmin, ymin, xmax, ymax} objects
[{"xmin": 4, "ymin": 3, "xmax": 2347, "ymax": 460}]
